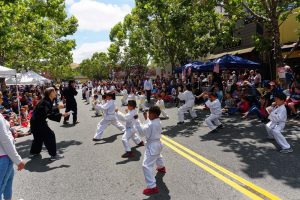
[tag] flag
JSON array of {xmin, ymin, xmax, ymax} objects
[{"xmin": 213, "ymin": 64, "xmax": 220, "ymax": 73}]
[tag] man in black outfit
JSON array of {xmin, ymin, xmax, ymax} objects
[{"xmin": 62, "ymin": 80, "xmax": 79, "ymax": 125}]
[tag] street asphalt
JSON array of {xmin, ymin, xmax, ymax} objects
[{"xmin": 13, "ymin": 92, "xmax": 300, "ymax": 200}]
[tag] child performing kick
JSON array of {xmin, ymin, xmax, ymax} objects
[
  {"xmin": 93, "ymin": 93, "xmax": 125, "ymax": 141},
  {"xmin": 116, "ymin": 100, "xmax": 144, "ymax": 158},
  {"xmin": 266, "ymin": 93, "xmax": 293, "ymax": 153},
  {"xmin": 134, "ymin": 106, "xmax": 166, "ymax": 195},
  {"xmin": 198, "ymin": 92, "xmax": 222, "ymax": 133}
]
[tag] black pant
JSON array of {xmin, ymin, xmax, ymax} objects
[
  {"xmin": 146, "ymin": 90, "xmax": 151, "ymax": 103},
  {"xmin": 64, "ymin": 104, "xmax": 77, "ymax": 123},
  {"xmin": 30, "ymin": 124, "xmax": 57, "ymax": 156}
]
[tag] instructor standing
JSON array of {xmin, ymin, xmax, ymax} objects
[
  {"xmin": 144, "ymin": 77, "xmax": 153, "ymax": 103},
  {"xmin": 30, "ymin": 87, "xmax": 69, "ymax": 160},
  {"xmin": 62, "ymin": 80, "xmax": 78, "ymax": 125}
]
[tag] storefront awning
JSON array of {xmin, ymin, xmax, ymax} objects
[{"xmin": 206, "ymin": 47, "xmax": 255, "ymax": 60}]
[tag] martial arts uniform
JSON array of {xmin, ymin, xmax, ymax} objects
[
  {"xmin": 177, "ymin": 90, "xmax": 197, "ymax": 122},
  {"xmin": 121, "ymin": 89, "xmax": 128, "ymax": 106},
  {"xmin": 138, "ymin": 94, "xmax": 147, "ymax": 111},
  {"xmin": 205, "ymin": 99, "xmax": 222, "ymax": 131},
  {"xmin": 30, "ymin": 97, "xmax": 62, "ymax": 157},
  {"xmin": 128, "ymin": 93, "xmax": 137, "ymax": 102},
  {"xmin": 116, "ymin": 109, "xmax": 142, "ymax": 152},
  {"xmin": 266, "ymin": 105, "xmax": 291, "ymax": 150},
  {"xmin": 134, "ymin": 118, "xmax": 165, "ymax": 189},
  {"xmin": 156, "ymin": 99, "xmax": 169, "ymax": 118},
  {"xmin": 92, "ymin": 98, "xmax": 102, "ymax": 116},
  {"xmin": 93, "ymin": 100, "xmax": 125, "ymax": 140},
  {"xmin": 63, "ymin": 85, "xmax": 78, "ymax": 124}
]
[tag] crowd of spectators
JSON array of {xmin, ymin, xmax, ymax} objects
[{"xmin": 84, "ymin": 67, "xmax": 300, "ymax": 122}]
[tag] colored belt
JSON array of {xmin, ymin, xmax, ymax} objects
[{"xmin": 0, "ymin": 155, "xmax": 8, "ymax": 158}]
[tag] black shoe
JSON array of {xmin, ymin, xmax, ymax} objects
[
  {"xmin": 49, "ymin": 154, "xmax": 64, "ymax": 161},
  {"xmin": 93, "ymin": 138, "xmax": 101, "ymax": 142},
  {"xmin": 217, "ymin": 124, "xmax": 224, "ymax": 129},
  {"xmin": 73, "ymin": 121, "xmax": 79, "ymax": 125},
  {"xmin": 208, "ymin": 129, "xmax": 218, "ymax": 134},
  {"xmin": 63, "ymin": 121, "xmax": 69, "ymax": 125},
  {"xmin": 177, "ymin": 121, "xmax": 184, "ymax": 125},
  {"xmin": 29, "ymin": 153, "xmax": 41, "ymax": 158},
  {"xmin": 279, "ymin": 148, "xmax": 293, "ymax": 154}
]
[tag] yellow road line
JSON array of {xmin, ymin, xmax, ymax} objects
[
  {"xmin": 161, "ymin": 139, "xmax": 264, "ymax": 200},
  {"xmin": 161, "ymin": 136, "xmax": 281, "ymax": 200}
]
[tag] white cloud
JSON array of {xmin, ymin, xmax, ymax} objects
[
  {"xmin": 65, "ymin": 0, "xmax": 75, "ymax": 5},
  {"xmin": 69, "ymin": 0, "xmax": 132, "ymax": 32},
  {"xmin": 72, "ymin": 41, "xmax": 111, "ymax": 63}
]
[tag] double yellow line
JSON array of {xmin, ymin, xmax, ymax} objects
[{"xmin": 160, "ymin": 135, "xmax": 281, "ymax": 200}]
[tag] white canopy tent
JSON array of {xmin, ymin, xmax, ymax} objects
[
  {"xmin": 0, "ymin": 65, "xmax": 21, "ymax": 123},
  {"xmin": 0, "ymin": 65, "xmax": 17, "ymax": 77},
  {"xmin": 5, "ymin": 70, "xmax": 51, "ymax": 85}
]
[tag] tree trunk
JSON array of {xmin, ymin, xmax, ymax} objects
[{"xmin": 272, "ymin": 21, "xmax": 284, "ymax": 67}]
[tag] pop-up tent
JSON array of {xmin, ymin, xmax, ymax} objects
[
  {"xmin": 5, "ymin": 70, "xmax": 51, "ymax": 85},
  {"xmin": 199, "ymin": 55, "xmax": 261, "ymax": 71},
  {"xmin": 0, "ymin": 65, "xmax": 17, "ymax": 77},
  {"xmin": 0, "ymin": 65, "xmax": 21, "ymax": 122}
]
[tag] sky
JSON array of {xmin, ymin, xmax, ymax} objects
[{"xmin": 65, "ymin": 0, "xmax": 135, "ymax": 63}]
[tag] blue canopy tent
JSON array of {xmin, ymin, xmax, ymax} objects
[
  {"xmin": 174, "ymin": 61, "xmax": 204, "ymax": 73},
  {"xmin": 199, "ymin": 55, "xmax": 260, "ymax": 71}
]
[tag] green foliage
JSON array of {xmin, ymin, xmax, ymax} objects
[
  {"xmin": 0, "ymin": 0, "xmax": 78, "ymax": 81},
  {"xmin": 107, "ymin": 0, "xmax": 236, "ymax": 72},
  {"xmin": 79, "ymin": 52, "xmax": 110, "ymax": 80},
  {"xmin": 225, "ymin": 0, "xmax": 300, "ymax": 67}
]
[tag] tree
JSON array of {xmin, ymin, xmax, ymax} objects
[
  {"xmin": 79, "ymin": 52, "xmax": 110, "ymax": 79},
  {"xmin": 225, "ymin": 0, "xmax": 300, "ymax": 69},
  {"xmin": 0, "ymin": 0, "xmax": 78, "ymax": 80}
]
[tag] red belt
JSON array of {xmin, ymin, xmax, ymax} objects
[{"xmin": 0, "ymin": 155, "xmax": 8, "ymax": 158}]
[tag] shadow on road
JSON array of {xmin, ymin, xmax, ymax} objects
[
  {"xmin": 199, "ymin": 116, "xmax": 300, "ymax": 189},
  {"xmin": 116, "ymin": 146, "xmax": 142, "ymax": 165},
  {"xmin": 162, "ymin": 109, "xmax": 205, "ymax": 138},
  {"xmin": 25, "ymin": 157, "xmax": 70, "ymax": 172},
  {"xmin": 60, "ymin": 123, "xmax": 75, "ymax": 128},
  {"xmin": 143, "ymin": 173, "xmax": 170, "ymax": 200},
  {"xmin": 94, "ymin": 133, "xmax": 123, "ymax": 145},
  {"xmin": 16, "ymin": 139, "xmax": 82, "ymax": 159}
]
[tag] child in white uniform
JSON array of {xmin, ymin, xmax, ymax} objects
[
  {"xmin": 266, "ymin": 93, "xmax": 293, "ymax": 153},
  {"xmin": 120, "ymin": 86, "xmax": 128, "ymax": 106},
  {"xmin": 92, "ymin": 95, "xmax": 102, "ymax": 116},
  {"xmin": 127, "ymin": 89, "xmax": 137, "ymax": 102},
  {"xmin": 134, "ymin": 106, "xmax": 166, "ymax": 195},
  {"xmin": 137, "ymin": 90, "xmax": 147, "ymax": 112},
  {"xmin": 116, "ymin": 100, "xmax": 144, "ymax": 158},
  {"xmin": 199, "ymin": 92, "xmax": 222, "ymax": 133},
  {"xmin": 177, "ymin": 84, "xmax": 197, "ymax": 124},
  {"xmin": 155, "ymin": 94, "xmax": 169, "ymax": 119},
  {"xmin": 93, "ymin": 93, "xmax": 125, "ymax": 141}
]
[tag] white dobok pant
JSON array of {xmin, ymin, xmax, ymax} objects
[
  {"xmin": 143, "ymin": 144, "xmax": 164, "ymax": 189},
  {"xmin": 205, "ymin": 114, "xmax": 221, "ymax": 130},
  {"xmin": 121, "ymin": 97, "xmax": 128, "ymax": 105},
  {"xmin": 160, "ymin": 109, "xmax": 169, "ymax": 118},
  {"xmin": 94, "ymin": 117, "xmax": 125, "ymax": 139},
  {"xmin": 266, "ymin": 122, "xmax": 290, "ymax": 150},
  {"xmin": 178, "ymin": 104, "xmax": 197, "ymax": 122},
  {"xmin": 122, "ymin": 128, "xmax": 142, "ymax": 152}
]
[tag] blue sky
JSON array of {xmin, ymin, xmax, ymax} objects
[{"xmin": 65, "ymin": 0, "xmax": 135, "ymax": 63}]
